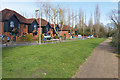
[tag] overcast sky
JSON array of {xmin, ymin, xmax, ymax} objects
[{"xmin": 0, "ymin": 0, "xmax": 119, "ymax": 26}]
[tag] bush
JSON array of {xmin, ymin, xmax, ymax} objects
[
  {"xmin": 54, "ymin": 36, "xmax": 58, "ymax": 39},
  {"xmin": 41, "ymin": 34, "xmax": 44, "ymax": 42},
  {"xmin": 25, "ymin": 34, "xmax": 32, "ymax": 42},
  {"xmin": 64, "ymin": 34, "xmax": 66, "ymax": 39},
  {"xmin": 18, "ymin": 34, "xmax": 32, "ymax": 42}
]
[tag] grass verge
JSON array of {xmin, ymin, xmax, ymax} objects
[{"xmin": 2, "ymin": 38, "xmax": 106, "ymax": 78}]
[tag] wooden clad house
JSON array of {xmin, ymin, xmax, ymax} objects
[
  {"xmin": 0, "ymin": 9, "xmax": 28, "ymax": 41},
  {"xmin": 26, "ymin": 18, "xmax": 39, "ymax": 37},
  {"xmin": 50, "ymin": 24, "xmax": 59, "ymax": 37},
  {"xmin": 37, "ymin": 18, "xmax": 53, "ymax": 37},
  {"xmin": 0, "ymin": 8, "xmax": 73, "ymax": 42}
]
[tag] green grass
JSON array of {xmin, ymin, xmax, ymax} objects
[
  {"xmin": 2, "ymin": 38, "xmax": 106, "ymax": 78},
  {"xmin": 116, "ymin": 55, "xmax": 120, "ymax": 58}
]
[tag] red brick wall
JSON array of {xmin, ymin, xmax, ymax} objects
[
  {"xmin": 0, "ymin": 22, "xmax": 4, "ymax": 35},
  {"xmin": 37, "ymin": 28, "xmax": 42, "ymax": 36},
  {"xmin": 19, "ymin": 24, "xmax": 28, "ymax": 35},
  {"xmin": 20, "ymin": 24, "xmax": 23, "ymax": 35},
  {"xmin": 59, "ymin": 31, "xmax": 70, "ymax": 38},
  {"xmin": 23, "ymin": 25, "xmax": 28, "ymax": 34}
]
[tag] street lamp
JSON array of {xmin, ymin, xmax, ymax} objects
[{"xmin": 35, "ymin": 9, "xmax": 41, "ymax": 45}]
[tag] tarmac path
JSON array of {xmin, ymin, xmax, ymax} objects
[{"xmin": 73, "ymin": 39, "xmax": 118, "ymax": 78}]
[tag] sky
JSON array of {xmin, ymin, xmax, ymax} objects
[{"xmin": 0, "ymin": 0, "xmax": 118, "ymax": 27}]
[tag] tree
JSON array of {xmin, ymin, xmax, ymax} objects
[
  {"xmin": 94, "ymin": 4, "xmax": 100, "ymax": 37},
  {"xmin": 109, "ymin": 9, "xmax": 120, "ymax": 54},
  {"xmin": 78, "ymin": 9, "xmax": 82, "ymax": 34},
  {"xmin": 41, "ymin": 3, "xmax": 65, "ymax": 43},
  {"xmin": 89, "ymin": 13, "xmax": 93, "ymax": 35}
]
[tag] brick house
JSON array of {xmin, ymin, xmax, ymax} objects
[
  {"xmin": 0, "ymin": 9, "xmax": 28, "ymax": 41},
  {"xmin": 37, "ymin": 18, "xmax": 54, "ymax": 38},
  {"xmin": 0, "ymin": 8, "xmax": 72, "ymax": 41},
  {"xmin": 59, "ymin": 25, "xmax": 71, "ymax": 38},
  {"xmin": 0, "ymin": 9, "xmax": 42, "ymax": 41},
  {"xmin": 50, "ymin": 24, "xmax": 59, "ymax": 37}
]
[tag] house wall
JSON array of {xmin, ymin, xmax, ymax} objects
[
  {"xmin": 4, "ymin": 15, "xmax": 19, "ymax": 32},
  {"xmin": 23, "ymin": 24, "xmax": 28, "ymax": 34},
  {"xmin": 28, "ymin": 20, "xmax": 38, "ymax": 33},
  {"xmin": 59, "ymin": 31, "xmax": 70, "ymax": 38},
  {"xmin": 0, "ymin": 22, "xmax": 4, "ymax": 35},
  {"xmin": 37, "ymin": 27, "xmax": 42, "ymax": 36}
]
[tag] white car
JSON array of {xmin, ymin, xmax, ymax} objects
[
  {"xmin": 44, "ymin": 34, "xmax": 51, "ymax": 40},
  {"xmin": 78, "ymin": 35, "xmax": 82, "ymax": 38}
]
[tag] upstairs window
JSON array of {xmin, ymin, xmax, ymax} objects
[
  {"xmin": 56, "ymin": 28, "xmax": 58, "ymax": 32},
  {"xmin": 34, "ymin": 25, "xmax": 37, "ymax": 30},
  {"xmin": 10, "ymin": 21, "xmax": 14, "ymax": 28},
  {"xmin": 47, "ymin": 27, "xmax": 49, "ymax": 31},
  {"xmin": 23, "ymin": 24, "xmax": 26, "ymax": 28},
  {"xmin": 18, "ymin": 24, "xmax": 20, "ymax": 28}
]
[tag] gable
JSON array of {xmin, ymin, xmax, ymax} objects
[{"xmin": 8, "ymin": 14, "xmax": 19, "ymax": 22}]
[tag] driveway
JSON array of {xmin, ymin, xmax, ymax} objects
[{"xmin": 73, "ymin": 39, "xmax": 118, "ymax": 78}]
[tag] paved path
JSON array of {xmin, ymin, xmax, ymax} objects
[{"xmin": 73, "ymin": 39, "xmax": 118, "ymax": 78}]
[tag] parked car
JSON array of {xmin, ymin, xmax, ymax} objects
[
  {"xmin": 44, "ymin": 34, "xmax": 51, "ymax": 40},
  {"xmin": 87, "ymin": 36, "xmax": 91, "ymax": 39},
  {"xmin": 89, "ymin": 35, "xmax": 94, "ymax": 38},
  {"xmin": 78, "ymin": 35, "xmax": 82, "ymax": 38},
  {"xmin": 0, "ymin": 35, "xmax": 10, "ymax": 43}
]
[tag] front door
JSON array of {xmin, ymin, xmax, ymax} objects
[{"xmin": 13, "ymin": 33, "xmax": 16, "ymax": 41}]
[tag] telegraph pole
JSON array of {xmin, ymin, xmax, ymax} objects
[
  {"xmin": 35, "ymin": 9, "xmax": 41, "ymax": 45},
  {"xmin": 39, "ymin": 9, "xmax": 41, "ymax": 45}
]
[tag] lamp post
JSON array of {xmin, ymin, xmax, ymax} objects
[{"xmin": 35, "ymin": 9, "xmax": 41, "ymax": 45}]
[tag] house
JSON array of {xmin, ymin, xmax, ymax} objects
[
  {"xmin": 26, "ymin": 18, "xmax": 40, "ymax": 37},
  {"xmin": 0, "ymin": 8, "xmax": 72, "ymax": 42},
  {"xmin": 37, "ymin": 18, "xmax": 54, "ymax": 38},
  {"xmin": 59, "ymin": 25, "xmax": 71, "ymax": 38},
  {"xmin": 50, "ymin": 24, "xmax": 59, "ymax": 37},
  {"xmin": 74, "ymin": 27, "xmax": 78, "ymax": 36},
  {"xmin": 0, "ymin": 9, "xmax": 41, "ymax": 41},
  {"xmin": 0, "ymin": 9, "xmax": 28, "ymax": 41}
]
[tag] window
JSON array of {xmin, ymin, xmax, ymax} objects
[
  {"xmin": 10, "ymin": 21, "xmax": 14, "ymax": 28},
  {"xmin": 56, "ymin": 28, "xmax": 58, "ymax": 32},
  {"xmin": 23, "ymin": 24, "xmax": 26, "ymax": 28},
  {"xmin": 34, "ymin": 25, "xmax": 37, "ymax": 30},
  {"xmin": 47, "ymin": 28, "xmax": 49, "ymax": 31},
  {"xmin": 18, "ymin": 24, "xmax": 20, "ymax": 28}
]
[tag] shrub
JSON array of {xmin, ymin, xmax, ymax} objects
[
  {"xmin": 64, "ymin": 34, "xmax": 66, "ymax": 39},
  {"xmin": 18, "ymin": 34, "xmax": 32, "ymax": 42},
  {"xmin": 25, "ymin": 34, "xmax": 32, "ymax": 42},
  {"xmin": 41, "ymin": 34, "xmax": 44, "ymax": 42},
  {"xmin": 54, "ymin": 36, "xmax": 58, "ymax": 39}
]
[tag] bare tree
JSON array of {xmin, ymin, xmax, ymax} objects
[
  {"xmin": 89, "ymin": 13, "xmax": 93, "ymax": 34},
  {"xmin": 41, "ymin": 3, "xmax": 64, "ymax": 42},
  {"xmin": 110, "ymin": 9, "xmax": 120, "ymax": 54},
  {"xmin": 58, "ymin": 7, "xmax": 65, "ymax": 38},
  {"xmin": 68, "ymin": 9, "xmax": 71, "ymax": 27},
  {"xmin": 94, "ymin": 4, "xmax": 100, "ymax": 37},
  {"xmin": 78, "ymin": 9, "xmax": 82, "ymax": 34}
]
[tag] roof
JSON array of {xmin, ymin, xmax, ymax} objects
[
  {"xmin": 26, "ymin": 18, "xmax": 36, "ymax": 24},
  {"xmin": 1, "ymin": 8, "xmax": 27, "ymax": 23},
  {"xmin": 59, "ymin": 25, "xmax": 70, "ymax": 31},
  {"xmin": 37, "ymin": 18, "xmax": 48, "ymax": 26},
  {"xmin": 50, "ymin": 24, "xmax": 58, "ymax": 28}
]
